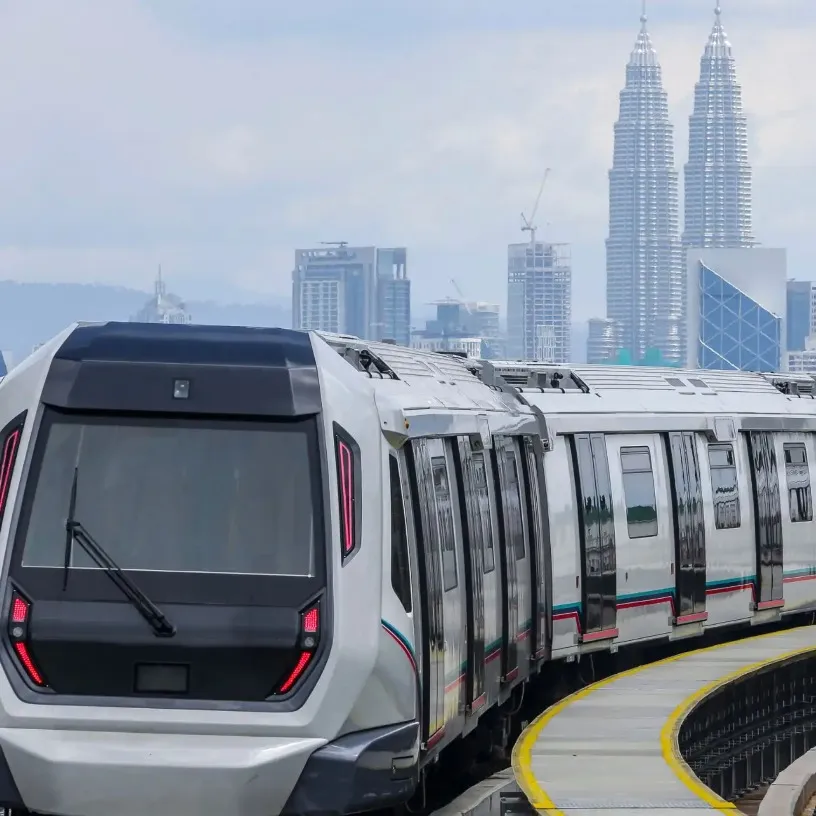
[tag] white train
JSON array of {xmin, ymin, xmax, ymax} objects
[{"xmin": 0, "ymin": 322, "xmax": 814, "ymax": 816}]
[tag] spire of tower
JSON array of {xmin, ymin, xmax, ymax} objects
[
  {"xmin": 683, "ymin": 1, "xmax": 753, "ymax": 249},
  {"xmin": 630, "ymin": 2, "xmax": 658, "ymax": 67},
  {"xmin": 705, "ymin": 2, "xmax": 731, "ymax": 58}
]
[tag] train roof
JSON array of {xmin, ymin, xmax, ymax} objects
[
  {"xmin": 472, "ymin": 360, "xmax": 816, "ymax": 418},
  {"xmin": 11, "ymin": 326, "xmax": 816, "ymax": 428},
  {"xmin": 316, "ymin": 332, "xmax": 526, "ymax": 416},
  {"xmin": 317, "ymin": 333, "xmax": 816, "ymax": 421}
]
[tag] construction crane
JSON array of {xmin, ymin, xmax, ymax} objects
[
  {"xmin": 520, "ymin": 168, "xmax": 551, "ymax": 245},
  {"xmin": 450, "ymin": 278, "xmax": 473, "ymax": 313}
]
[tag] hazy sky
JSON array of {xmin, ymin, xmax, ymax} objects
[{"xmin": 0, "ymin": 0, "xmax": 811, "ymax": 320}]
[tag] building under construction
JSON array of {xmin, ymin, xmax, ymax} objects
[
  {"xmin": 411, "ymin": 298, "xmax": 501, "ymax": 359},
  {"xmin": 506, "ymin": 241, "xmax": 572, "ymax": 364}
]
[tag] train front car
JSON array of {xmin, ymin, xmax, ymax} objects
[{"xmin": 0, "ymin": 323, "xmax": 413, "ymax": 816}]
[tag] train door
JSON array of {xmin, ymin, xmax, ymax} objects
[
  {"xmin": 428, "ymin": 438, "xmax": 464, "ymax": 729},
  {"xmin": 685, "ymin": 434, "xmax": 707, "ymax": 615},
  {"xmin": 453, "ymin": 436, "xmax": 486, "ymax": 712},
  {"xmin": 666, "ymin": 432, "xmax": 706, "ymax": 620},
  {"xmin": 571, "ymin": 433, "xmax": 617, "ymax": 638},
  {"xmin": 747, "ymin": 432, "xmax": 784, "ymax": 607},
  {"xmin": 492, "ymin": 437, "xmax": 519, "ymax": 681},
  {"xmin": 522, "ymin": 435, "xmax": 551, "ymax": 661},
  {"xmin": 407, "ymin": 439, "xmax": 445, "ymax": 746}
]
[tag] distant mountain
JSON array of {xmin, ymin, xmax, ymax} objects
[{"xmin": 0, "ymin": 281, "xmax": 291, "ymax": 361}]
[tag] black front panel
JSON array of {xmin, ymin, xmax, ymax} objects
[
  {"xmin": 42, "ymin": 322, "xmax": 321, "ymax": 418},
  {"xmin": 28, "ymin": 600, "xmax": 303, "ymax": 700},
  {"xmin": 5, "ymin": 323, "xmax": 329, "ymax": 703}
]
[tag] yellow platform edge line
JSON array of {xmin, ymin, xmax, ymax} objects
[{"xmin": 511, "ymin": 624, "xmax": 816, "ymax": 813}]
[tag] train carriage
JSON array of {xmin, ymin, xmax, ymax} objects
[{"xmin": 0, "ymin": 323, "xmax": 813, "ymax": 816}]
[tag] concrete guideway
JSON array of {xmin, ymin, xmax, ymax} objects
[{"xmin": 511, "ymin": 626, "xmax": 816, "ymax": 815}]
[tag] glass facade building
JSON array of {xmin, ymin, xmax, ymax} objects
[{"xmin": 698, "ymin": 261, "xmax": 781, "ymax": 371}]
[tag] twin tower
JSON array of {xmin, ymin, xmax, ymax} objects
[{"xmin": 605, "ymin": 5, "xmax": 753, "ymax": 366}]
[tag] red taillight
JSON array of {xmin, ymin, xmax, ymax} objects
[
  {"xmin": 13, "ymin": 643, "xmax": 43, "ymax": 686},
  {"xmin": 0, "ymin": 424, "xmax": 22, "ymax": 523},
  {"xmin": 278, "ymin": 601, "xmax": 321, "ymax": 694},
  {"xmin": 303, "ymin": 606, "xmax": 319, "ymax": 634},
  {"xmin": 7, "ymin": 591, "xmax": 45, "ymax": 687},
  {"xmin": 279, "ymin": 652, "xmax": 312, "ymax": 694},
  {"xmin": 10, "ymin": 596, "xmax": 27, "ymax": 624},
  {"xmin": 336, "ymin": 437, "xmax": 355, "ymax": 557}
]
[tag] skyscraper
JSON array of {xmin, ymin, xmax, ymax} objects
[
  {"xmin": 506, "ymin": 241, "xmax": 571, "ymax": 363},
  {"xmin": 292, "ymin": 244, "xmax": 410, "ymax": 343},
  {"xmin": 683, "ymin": 6, "xmax": 754, "ymax": 249},
  {"xmin": 376, "ymin": 248, "xmax": 411, "ymax": 347},
  {"xmin": 605, "ymin": 10, "xmax": 683, "ymax": 364}
]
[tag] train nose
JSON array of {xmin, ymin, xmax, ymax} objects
[{"xmin": 0, "ymin": 728, "xmax": 325, "ymax": 816}]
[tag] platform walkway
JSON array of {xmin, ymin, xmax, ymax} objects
[{"xmin": 512, "ymin": 626, "xmax": 816, "ymax": 815}]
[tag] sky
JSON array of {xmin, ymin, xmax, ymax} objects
[{"xmin": 0, "ymin": 0, "xmax": 812, "ymax": 320}]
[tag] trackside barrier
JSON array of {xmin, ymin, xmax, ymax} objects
[
  {"xmin": 681, "ymin": 651, "xmax": 816, "ymax": 800},
  {"xmin": 757, "ymin": 747, "xmax": 816, "ymax": 815}
]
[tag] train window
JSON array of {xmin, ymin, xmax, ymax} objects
[
  {"xmin": 784, "ymin": 443, "xmax": 813, "ymax": 523},
  {"xmin": 432, "ymin": 455, "xmax": 458, "ymax": 591},
  {"xmin": 471, "ymin": 452, "xmax": 495, "ymax": 573},
  {"xmin": 503, "ymin": 448, "xmax": 526, "ymax": 560},
  {"xmin": 620, "ymin": 446, "xmax": 658, "ymax": 539},
  {"xmin": 389, "ymin": 456, "xmax": 412, "ymax": 613},
  {"xmin": 708, "ymin": 443, "xmax": 741, "ymax": 530}
]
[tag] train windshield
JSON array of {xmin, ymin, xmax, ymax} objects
[{"xmin": 21, "ymin": 413, "xmax": 317, "ymax": 577}]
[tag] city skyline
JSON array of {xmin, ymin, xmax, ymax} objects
[{"xmin": 0, "ymin": 0, "xmax": 806, "ymax": 323}]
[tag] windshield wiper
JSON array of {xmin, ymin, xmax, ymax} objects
[{"xmin": 63, "ymin": 467, "xmax": 176, "ymax": 638}]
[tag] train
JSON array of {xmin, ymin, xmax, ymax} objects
[{"xmin": 0, "ymin": 321, "xmax": 814, "ymax": 816}]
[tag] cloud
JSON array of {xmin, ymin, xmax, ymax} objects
[{"xmin": 0, "ymin": 0, "xmax": 810, "ymax": 322}]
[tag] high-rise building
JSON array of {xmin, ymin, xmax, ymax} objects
[
  {"xmin": 586, "ymin": 318, "xmax": 622, "ymax": 365},
  {"xmin": 786, "ymin": 280, "xmax": 816, "ymax": 354},
  {"xmin": 605, "ymin": 11, "xmax": 683, "ymax": 364},
  {"xmin": 292, "ymin": 245, "xmax": 377, "ymax": 338},
  {"xmin": 787, "ymin": 337, "xmax": 816, "ymax": 374},
  {"xmin": 506, "ymin": 241, "xmax": 571, "ymax": 363},
  {"xmin": 292, "ymin": 244, "xmax": 410, "ymax": 343},
  {"xmin": 686, "ymin": 248, "xmax": 787, "ymax": 371},
  {"xmin": 683, "ymin": 6, "xmax": 754, "ymax": 250},
  {"xmin": 376, "ymin": 248, "xmax": 411, "ymax": 347},
  {"xmin": 130, "ymin": 268, "xmax": 192, "ymax": 325}
]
